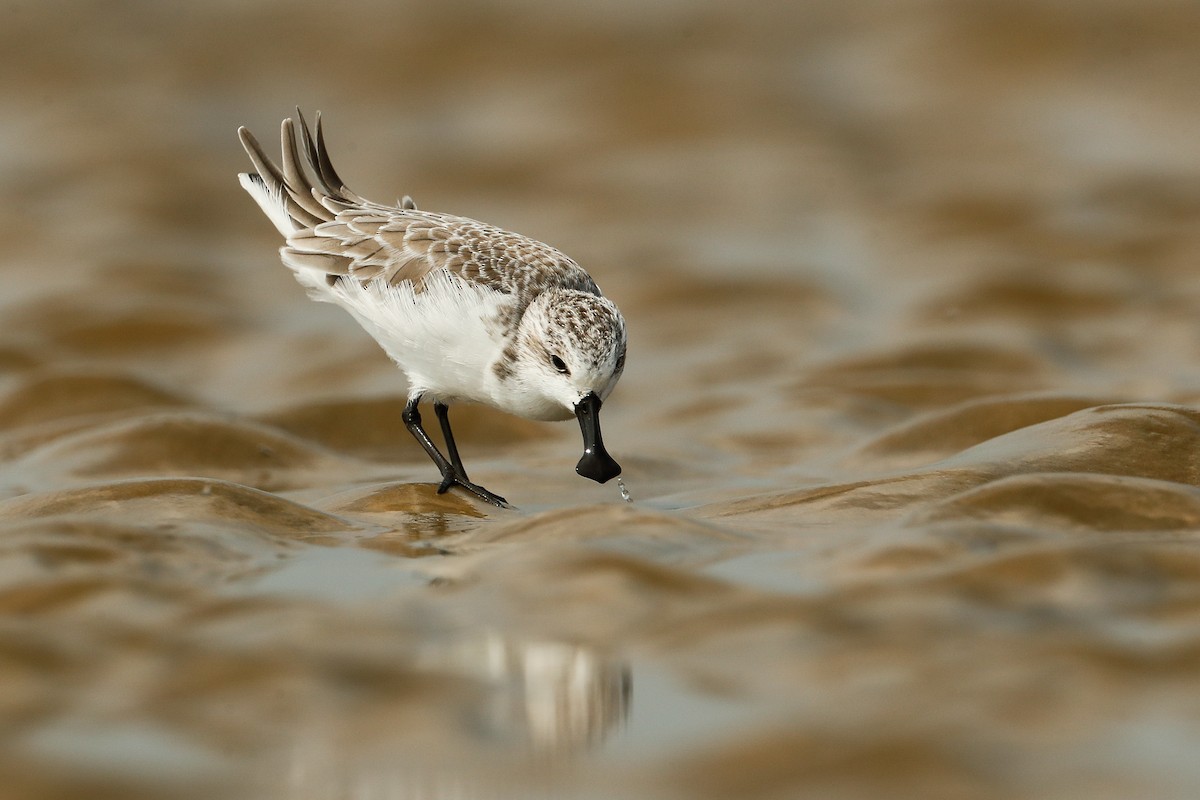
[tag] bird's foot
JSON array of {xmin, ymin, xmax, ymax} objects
[{"xmin": 437, "ymin": 471, "xmax": 510, "ymax": 508}]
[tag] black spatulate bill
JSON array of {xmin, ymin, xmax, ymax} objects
[{"xmin": 574, "ymin": 392, "xmax": 621, "ymax": 483}]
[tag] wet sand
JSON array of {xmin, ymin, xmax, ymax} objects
[{"xmin": 4, "ymin": 1, "xmax": 1200, "ymax": 798}]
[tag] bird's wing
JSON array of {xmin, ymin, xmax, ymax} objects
[
  {"xmin": 283, "ymin": 208, "xmax": 600, "ymax": 296},
  {"xmin": 239, "ymin": 109, "xmax": 385, "ymax": 233},
  {"xmin": 241, "ymin": 108, "xmax": 599, "ymax": 296}
]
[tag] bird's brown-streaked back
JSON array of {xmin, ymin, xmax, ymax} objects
[{"xmin": 238, "ymin": 113, "xmax": 599, "ymax": 299}]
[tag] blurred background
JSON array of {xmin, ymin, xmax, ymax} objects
[{"xmin": 3, "ymin": 1, "xmax": 1200, "ymax": 798}]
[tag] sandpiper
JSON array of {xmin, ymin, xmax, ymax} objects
[{"xmin": 238, "ymin": 111, "xmax": 626, "ymax": 507}]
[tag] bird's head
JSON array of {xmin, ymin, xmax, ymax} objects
[{"xmin": 504, "ymin": 289, "xmax": 626, "ymax": 482}]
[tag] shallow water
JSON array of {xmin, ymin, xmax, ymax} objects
[{"xmin": 4, "ymin": 1, "xmax": 1200, "ymax": 797}]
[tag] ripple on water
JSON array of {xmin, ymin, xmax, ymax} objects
[
  {"xmin": 260, "ymin": 396, "xmax": 549, "ymax": 462},
  {"xmin": 0, "ymin": 477, "xmax": 363, "ymax": 544},
  {"xmin": 799, "ymin": 340, "xmax": 1051, "ymax": 411},
  {"xmin": 908, "ymin": 473, "xmax": 1200, "ymax": 534},
  {"xmin": 316, "ymin": 481, "xmax": 495, "ymax": 555},
  {"xmin": 1, "ymin": 412, "xmax": 382, "ymax": 493},
  {"xmin": 9, "ymin": 299, "xmax": 229, "ymax": 356},
  {"xmin": 695, "ymin": 402, "xmax": 1200, "ymax": 529},
  {"xmin": 847, "ymin": 392, "xmax": 1115, "ymax": 471},
  {"xmin": 934, "ymin": 403, "xmax": 1200, "ymax": 486},
  {"xmin": 464, "ymin": 503, "xmax": 747, "ymax": 567},
  {"xmin": 0, "ymin": 371, "xmax": 191, "ymax": 430}
]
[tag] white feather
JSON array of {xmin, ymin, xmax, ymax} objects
[
  {"xmin": 238, "ymin": 172, "xmax": 297, "ymax": 237},
  {"xmin": 293, "ymin": 269, "xmax": 516, "ymax": 408}
]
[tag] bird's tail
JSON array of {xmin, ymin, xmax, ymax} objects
[{"xmin": 237, "ymin": 108, "xmax": 368, "ymax": 237}]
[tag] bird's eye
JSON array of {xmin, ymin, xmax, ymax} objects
[
  {"xmin": 551, "ymin": 355, "xmax": 570, "ymax": 374},
  {"xmin": 615, "ymin": 350, "xmax": 626, "ymax": 371}
]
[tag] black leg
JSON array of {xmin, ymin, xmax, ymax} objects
[
  {"xmin": 402, "ymin": 396, "xmax": 508, "ymax": 507},
  {"xmin": 434, "ymin": 402, "xmax": 467, "ymax": 479}
]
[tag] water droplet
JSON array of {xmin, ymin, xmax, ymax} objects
[{"xmin": 617, "ymin": 476, "xmax": 633, "ymax": 503}]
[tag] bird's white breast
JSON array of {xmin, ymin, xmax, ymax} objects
[{"xmin": 297, "ymin": 271, "xmax": 513, "ymax": 404}]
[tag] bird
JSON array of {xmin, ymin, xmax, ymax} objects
[{"xmin": 236, "ymin": 110, "xmax": 626, "ymax": 507}]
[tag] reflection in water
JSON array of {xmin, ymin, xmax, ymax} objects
[
  {"xmin": 283, "ymin": 631, "xmax": 630, "ymax": 799},
  {"xmin": 435, "ymin": 633, "xmax": 631, "ymax": 753}
]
